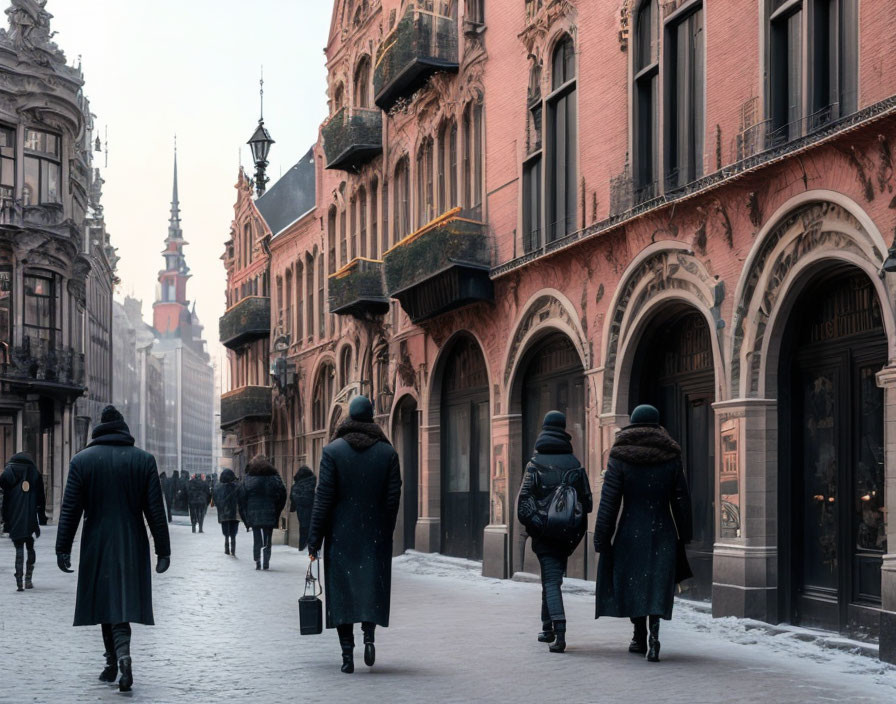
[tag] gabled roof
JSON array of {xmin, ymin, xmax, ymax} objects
[{"xmin": 255, "ymin": 147, "xmax": 316, "ymax": 237}]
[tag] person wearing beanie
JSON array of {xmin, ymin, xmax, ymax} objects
[
  {"xmin": 187, "ymin": 472, "xmax": 211, "ymax": 533},
  {"xmin": 307, "ymin": 395, "xmax": 402, "ymax": 674},
  {"xmin": 289, "ymin": 465, "xmax": 316, "ymax": 552},
  {"xmin": 55, "ymin": 405, "xmax": 170, "ymax": 692},
  {"xmin": 594, "ymin": 404, "xmax": 693, "ymax": 663},
  {"xmin": 237, "ymin": 455, "xmax": 286, "ymax": 570},
  {"xmin": 516, "ymin": 411, "xmax": 592, "ymax": 653},
  {"xmin": 0, "ymin": 452, "xmax": 47, "ymax": 591},
  {"xmin": 213, "ymin": 469, "xmax": 241, "ymax": 555}
]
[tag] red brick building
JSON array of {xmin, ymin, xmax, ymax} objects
[{"xmin": 221, "ymin": 0, "xmax": 896, "ymax": 660}]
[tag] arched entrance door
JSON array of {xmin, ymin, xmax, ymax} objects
[
  {"xmin": 779, "ymin": 268, "xmax": 887, "ymax": 636},
  {"xmin": 517, "ymin": 333, "xmax": 586, "ymax": 575},
  {"xmin": 441, "ymin": 336, "xmax": 490, "ymax": 561},
  {"xmin": 630, "ymin": 306, "xmax": 715, "ymax": 600},
  {"xmin": 392, "ymin": 396, "xmax": 419, "ymax": 555}
]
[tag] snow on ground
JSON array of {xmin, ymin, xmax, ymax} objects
[{"xmin": 1, "ymin": 517, "xmax": 894, "ymax": 703}]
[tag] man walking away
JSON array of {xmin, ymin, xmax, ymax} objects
[
  {"xmin": 188, "ymin": 473, "xmax": 211, "ymax": 533},
  {"xmin": 290, "ymin": 465, "xmax": 316, "ymax": 552},
  {"xmin": 55, "ymin": 406, "xmax": 170, "ymax": 692},
  {"xmin": 308, "ymin": 396, "xmax": 402, "ymax": 674},
  {"xmin": 0, "ymin": 453, "xmax": 47, "ymax": 591},
  {"xmin": 213, "ymin": 469, "xmax": 241, "ymax": 555},
  {"xmin": 238, "ymin": 456, "xmax": 286, "ymax": 570}
]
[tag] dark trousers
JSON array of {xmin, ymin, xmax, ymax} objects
[
  {"xmin": 189, "ymin": 503, "xmax": 206, "ymax": 530},
  {"xmin": 252, "ymin": 526, "xmax": 273, "ymax": 563},
  {"xmin": 101, "ymin": 623, "xmax": 132, "ymax": 660},
  {"xmin": 631, "ymin": 615, "xmax": 660, "ymax": 636},
  {"xmin": 221, "ymin": 520, "xmax": 239, "ymax": 539},
  {"xmin": 13, "ymin": 538, "xmax": 35, "ymax": 578},
  {"xmin": 537, "ymin": 552, "xmax": 568, "ymax": 624},
  {"xmin": 336, "ymin": 622, "xmax": 375, "ymax": 646}
]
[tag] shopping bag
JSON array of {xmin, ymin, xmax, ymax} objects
[{"xmin": 299, "ymin": 560, "xmax": 323, "ymax": 635}]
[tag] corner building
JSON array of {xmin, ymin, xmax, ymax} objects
[{"xmin": 225, "ymin": 0, "xmax": 896, "ymax": 661}]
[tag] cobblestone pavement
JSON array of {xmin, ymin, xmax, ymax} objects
[{"xmin": 1, "ymin": 515, "xmax": 895, "ymax": 703}]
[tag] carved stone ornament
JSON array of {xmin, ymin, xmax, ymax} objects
[
  {"xmin": 0, "ymin": 0, "xmax": 66, "ymax": 66},
  {"xmin": 518, "ymin": 0, "xmax": 577, "ymax": 56}
]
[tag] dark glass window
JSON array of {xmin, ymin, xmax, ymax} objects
[
  {"xmin": 359, "ymin": 187, "xmax": 367, "ymax": 259},
  {"xmin": 24, "ymin": 272, "xmax": 59, "ymax": 346},
  {"xmin": 339, "ymin": 206, "xmax": 347, "ymax": 265},
  {"xmin": 0, "ymin": 266, "xmax": 11, "ymax": 348},
  {"xmin": 354, "ymin": 57, "xmax": 371, "ymax": 108},
  {"xmin": 23, "ymin": 128, "xmax": 61, "ymax": 206},
  {"xmin": 634, "ymin": 1, "xmax": 658, "ymax": 203},
  {"xmin": 417, "ymin": 138, "xmax": 434, "ymax": 227},
  {"xmin": 394, "ymin": 157, "xmax": 410, "ymax": 242},
  {"xmin": 665, "ymin": 5, "xmax": 704, "ymax": 189},
  {"xmin": 547, "ymin": 34, "xmax": 576, "ymax": 241},
  {"xmin": 523, "ymin": 66, "xmax": 543, "ymax": 254},
  {"xmin": 318, "ymin": 255, "xmax": 325, "ymax": 339},
  {"xmin": 0, "ymin": 126, "xmax": 14, "ymax": 200},
  {"xmin": 327, "ymin": 207, "xmax": 337, "ymax": 274},
  {"xmin": 370, "ymin": 177, "xmax": 379, "ymax": 259}
]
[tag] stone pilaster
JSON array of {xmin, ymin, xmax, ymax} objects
[{"xmin": 876, "ymin": 365, "xmax": 896, "ymax": 664}]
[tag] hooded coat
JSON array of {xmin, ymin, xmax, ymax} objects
[
  {"xmin": 213, "ymin": 469, "xmax": 240, "ymax": 523},
  {"xmin": 0, "ymin": 453, "xmax": 47, "ymax": 541},
  {"xmin": 187, "ymin": 475, "xmax": 211, "ymax": 507},
  {"xmin": 517, "ymin": 426, "xmax": 592, "ymax": 557},
  {"xmin": 290, "ymin": 466, "xmax": 316, "ymax": 531},
  {"xmin": 55, "ymin": 418, "xmax": 170, "ymax": 627},
  {"xmin": 237, "ymin": 459, "xmax": 286, "ymax": 529},
  {"xmin": 307, "ymin": 419, "xmax": 402, "ymax": 628},
  {"xmin": 594, "ymin": 425, "xmax": 693, "ymax": 621}
]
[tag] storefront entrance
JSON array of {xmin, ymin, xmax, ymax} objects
[
  {"xmin": 441, "ymin": 336, "xmax": 490, "ymax": 561},
  {"xmin": 393, "ymin": 396, "xmax": 419, "ymax": 554},
  {"xmin": 630, "ymin": 306, "xmax": 715, "ymax": 601},
  {"xmin": 780, "ymin": 268, "xmax": 887, "ymax": 637}
]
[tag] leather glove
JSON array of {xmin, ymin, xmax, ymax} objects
[
  {"xmin": 156, "ymin": 556, "xmax": 170, "ymax": 574},
  {"xmin": 308, "ymin": 547, "xmax": 319, "ymax": 561},
  {"xmin": 57, "ymin": 553, "xmax": 74, "ymax": 573}
]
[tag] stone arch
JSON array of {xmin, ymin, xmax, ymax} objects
[
  {"xmin": 601, "ymin": 242, "xmax": 725, "ymax": 412},
  {"xmin": 731, "ymin": 196, "xmax": 896, "ymax": 398},
  {"xmin": 426, "ymin": 329, "xmax": 494, "ymax": 423}
]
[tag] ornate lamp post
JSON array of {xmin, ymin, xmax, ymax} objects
[{"xmin": 248, "ymin": 71, "xmax": 275, "ymax": 197}]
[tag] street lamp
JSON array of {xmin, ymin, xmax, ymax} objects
[{"xmin": 248, "ymin": 69, "xmax": 275, "ymax": 197}]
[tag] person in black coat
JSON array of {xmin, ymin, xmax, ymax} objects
[
  {"xmin": 307, "ymin": 396, "xmax": 402, "ymax": 674},
  {"xmin": 187, "ymin": 473, "xmax": 211, "ymax": 533},
  {"xmin": 55, "ymin": 406, "xmax": 171, "ymax": 692},
  {"xmin": 213, "ymin": 469, "xmax": 241, "ymax": 555},
  {"xmin": 0, "ymin": 453, "xmax": 47, "ymax": 591},
  {"xmin": 516, "ymin": 411, "xmax": 592, "ymax": 653},
  {"xmin": 290, "ymin": 465, "xmax": 316, "ymax": 552},
  {"xmin": 174, "ymin": 469, "xmax": 190, "ymax": 514},
  {"xmin": 237, "ymin": 456, "xmax": 286, "ymax": 570},
  {"xmin": 594, "ymin": 404, "xmax": 693, "ymax": 663},
  {"xmin": 159, "ymin": 472, "xmax": 173, "ymax": 523}
]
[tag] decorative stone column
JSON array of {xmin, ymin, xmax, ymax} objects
[
  {"xmin": 876, "ymin": 365, "xmax": 896, "ymax": 664},
  {"xmin": 482, "ymin": 413, "xmax": 519, "ymax": 578},
  {"xmin": 414, "ymin": 420, "xmax": 441, "ymax": 553}
]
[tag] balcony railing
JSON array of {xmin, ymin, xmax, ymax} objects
[
  {"xmin": 384, "ymin": 207, "xmax": 493, "ymax": 323},
  {"xmin": 220, "ymin": 385, "xmax": 272, "ymax": 429},
  {"xmin": 374, "ymin": 3, "xmax": 459, "ymax": 111},
  {"xmin": 321, "ymin": 107, "xmax": 383, "ymax": 171},
  {"xmin": 219, "ymin": 296, "xmax": 270, "ymax": 350},
  {"xmin": 1, "ymin": 336, "xmax": 85, "ymax": 395},
  {"xmin": 328, "ymin": 257, "xmax": 390, "ymax": 318}
]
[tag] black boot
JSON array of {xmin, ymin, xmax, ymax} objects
[
  {"xmin": 340, "ymin": 635, "xmax": 355, "ymax": 674},
  {"xmin": 14, "ymin": 550, "xmax": 23, "ymax": 592},
  {"xmin": 225, "ymin": 539, "xmax": 230, "ymax": 555},
  {"xmin": 99, "ymin": 652, "xmax": 117, "ymax": 683},
  {"xmin": 629, "ymin": 618, "xmax": 647, "ymax": 654},
  {"xmin": 255, "ymin": 560, "xmax": 261, "ymax": 570},
  {"xmin": 549, "ymin": 620, "xmax": 566, "ymax": 653},
  {"xmin": 118, "ymin": 656, "xmax": 133, "ymax": 692},
  {"xmin": 363, "ymin": 627, "xmax": 375, "ymax": 667},
  {"xmin": 230, "ymin": 537, "xmax": 236, "ymax": 556},
  {"xmin": 538, "ymin": 621, "xmax": 556, "ymax": 643},
  {"xmin": 647, "ymin": 618, "xmax": 661, "ymax": 662},
  {"xmin": 192, "ymin": 524, "xmax": 196, "ymax": 533},
  {"xmin": 15, "ymin": 574, "xmax": 23, "ymax": 592},
  {"xmin": 25, "ymin": 562, "xmax": 34, "ymax": 589}
]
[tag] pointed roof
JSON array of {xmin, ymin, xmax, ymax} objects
[{"xmin": 168, "ymin": 141, "xmax": 182, "ymax": 240}]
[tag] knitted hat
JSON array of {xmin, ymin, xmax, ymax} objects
[
  {"xmin": 629, "ymin": 404, "xmax": 660, "ymax": 427},
  {"xmin": 101, "ymin": 405, "xmax": 124, "ymax": 424},
  {"xmin": 349, "ymin": 395, "xmax": 374, "ymax": 422},
  {"xmin": 542, "ymin": 411, "xmax": 567, "ymax": 430}
]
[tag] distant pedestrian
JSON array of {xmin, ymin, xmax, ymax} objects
[
  {"xmin": 290, "ymin": 465, "xmax": 316, "ymax": 552},
  {"xmin": 237, "ymin": 455, "xmax": 286, "ymax": 570},
  {"xmin": 213, "ymin": 469, "xmax": 241, "ymax": 555},
  {"xmin": 517, "ymin": 411, "xmax": 592, "ymax": 653},
  {"xmin": 160, "ymin": 471, "xmax": 173, "ymax": 523},
  {"xmin": 55, "ymin": 406, "xmax": 170, "ymax": 692},
  {"xmin": 188, "ymin": 473, "xmax": 211, "ymax": 533},
  {"xmin": 594, "ymin": 404, "xmax": 693, "ymax": 663},
  {"xmin": 174, "ymin": 469, "xmax": 189, "ymax": 513},
  {"xmin": 0, "ymin": 453, "xmax": 47, "ymax": 591},
  {"xmin": 307, "ymin": 396, "xmax": 402, "ymax": 674}
]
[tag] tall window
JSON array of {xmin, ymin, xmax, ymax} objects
[
  {"xmin": 417, "ymin": 137, "xmax": 434, "ymax": 226},
  {"xmin": 350, "ymin": 195, "xmax": 358, "ymax": 260},
  {"xmin": 359, "ymin": 186, "xmax": 368, "ymax": 259},
  {"xmin": 312, "ymin": 364, "xmax": 335, "ymax": 431},
  {"xmin": 295, "ymin": 260, "xmax": 304, "ymax": 341},
  {"xmin": 523, "ymin": 66, "xmax": 543, "ymax": 252},
  {"xmin": 634, "ymin": 1, "xmax": 658, "ymax": 202},
  {"xmin": 284, "ymin": 270, "xmax": 293, "ymax": 335},
  {"xmin": 438, "ymin": 121, "xmax": 458, "ymax": 213},
  {"xmin": 0, "ymin": 266, "xmax": 11, "ymax": 349},
  {"xmin": 306, "ymin": 253, "xmax": 314, "ymax": 342},
  {"xmin": 394, "ymin": 157, "xmax": 410, "ymax": 242},
  {"xmin": 317, "ymin": 254, "xmax": 325, "ymax": 339},
  {"xmin": 333, "ymin": 83, "xmax": 345, "ymax": 113},
  {"xmin": 23, "ymin": 129, "xmax": 61, "ymax": 207},
  {"xmin": 463, "ymin": 100, "xmax": 483, "ymax": 216},
  {"xmin": 340, "ymin": 346, "xmax": 352, "ymax": 387},
  {"xmin": 467, "ymin": 0, "xmax": 485, "ymax": 24},
  {"xmin": 339, "ymin": 207, "xmax": 347, "ymax": 265},
  {"xmin": 665, "ymin": 5, "xmax": 704, "ymax": 189},
  {"xmin": 354, "ymin": 57, "xmax": 371, "ymax": 108},
  {"xmin": 370, "ymin": 177, "xmax": 379, "ymax": 259},
  {"xmin": 547, "ymin": 34, "xmax": 577, "ymax": 240},
  {"xmin": 24, "ymin": 272, "xmax": 59, "ymax": 346},
  {"xmin": 327, "ymin": 206, "xmax": 337, "ymax": 274},
  {"xmin": 0, "ymin": 126, "xmax": 14, "ymax": 200},
  {"xmin": 382, "ymin": 176, "xmax": 390, "ymax": 251}
]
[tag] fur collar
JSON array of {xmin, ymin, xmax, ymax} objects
[
  {"xmin": 609, "ymin": 425, "xmax": 681, "ymax": 465},
  {"xmin": 335, "ymin": 419, "xmax": 390, "ymax": 451}
]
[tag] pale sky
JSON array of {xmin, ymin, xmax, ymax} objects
[{"xmin": 48, "ymin": 0, "xmax": 334, "ymax": 367}]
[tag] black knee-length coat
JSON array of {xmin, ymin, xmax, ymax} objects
[
  {"xmin": 594, "ymin": 425, "xmax": 692, "ymax": 621},
  {"xmin": 213, "ymin": 469, "xmax": 241, "ymax": 523},
  {"xmin": 0, "ymin": 453, "xmax": 47, "ymax": 541},
  {"xmin": 55, "ymin": 421, "xmax": 170, "ymax": 627},
  {"xmin": 307, "ymin": 420, "xmax": 402, "ymax": 629}
]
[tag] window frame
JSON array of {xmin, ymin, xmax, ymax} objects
[
  {"xmin": 545, "ymin": 33, "xmax": 577, "ymax": 242},
  {"xmin": 23, "ymin": 127, "xmax": 62, "ymax": 207}
]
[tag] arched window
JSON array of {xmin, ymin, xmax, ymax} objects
[
  {"xmin": 523, "ymin": 64, "xmax": 543, "ymax": 252},
  {"xmin": 416, "ymin": 137, "xmax": 435, "ymax": 227},
  {"xmin": 350, "ymin": 194, "xmax": 358, "ymax": 260},
  {"xmin": 340, "ymin": 346, "xmax": 352, "ymax": 387},
  {"xmin": 339, "ymin": 205, "xmax": 347, "ymax": 265},
  {"xmin": 354, "ymin": 56, "xmax": 371, "ymax": 108},
  {"xmin": 358, "ymin": 186, "xmax": 368, "ymax": 259},
  {"xmin": 312, "ymin": 363, "xmax": 336, "ymax": 431},
  {"xmin": 370, "ymin": 177, "xmax": 379, "ymax": 259},
  {"xmin": 295, "ymin": 260, "xmax": 304, "ymax": 340},
  {"xmin": 284, "ymin": 269, "xmax": 293, "ymax": 335},
  {"xmin": 305, "ymin": 253, "xmax": 314, "ymax": 342},
  {"xmin": 327, "ymin": 206, "xmax": 337, "ymax": 275},
  {"xmin": 438, "ymin": 120, "xmax": 458, "ymax": 213},
  {"xmin": 462, "ymin": 101, "xmax": 483, "ymax": 217},
  {"xmin": 333, "ymin": 83, "xmax": 345, "ymax": 114},
  {"xmin": 394, "ymin": 157, "xmax": 410, "ymax": 243},
  {"xmin": 547, "ymin": 33, "xmax": 576, "ymax": 240},
  {"xmin": 318, "ymin": 253, "xmax": 325, "ymax": 338},
  {"xmin": 633, "ymin": 1, "xmax": 658, "ymax": 202}
]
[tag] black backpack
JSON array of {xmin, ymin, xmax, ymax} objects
[{"xmin": 531, "ymin": 463, "xmax": 586, "ymax": 542}]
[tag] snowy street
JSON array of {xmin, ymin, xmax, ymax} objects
[{"xmin": 2, "ymin": 514, "xmax": 896, "ymax": 704}]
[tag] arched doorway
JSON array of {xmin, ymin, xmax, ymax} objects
[
  {"xmin": 778, "ymin": 267, "xmax": 887, "ymax": 636},
  {"xmin": 392, "ymin": 396, "xmax": 419, "ymax": 555},
  {"xmin": 629, "ymin": 305, "xmax": 715, "ymax": 600},
  {"xmin": 441, "ymin": 335, "xmax": 490, "ymax": 561}
]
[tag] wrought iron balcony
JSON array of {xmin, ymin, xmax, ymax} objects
[
  {"xmin": 384, "ymin": 207, "xmax": 493, "ymax": 323},
  {"xmin": 374, "ymin": 4, "xmax": 459, "ymax": 111},
  {"xmin": 321, "ymin": 108, "xmax": 383, "ymax": 171},
  {"xmin": 329, "ymin": 258, "xmax": 390, "ymax": 318},
  {"xmin": 1, "ymin": 336, "xmax": 85, "ymax": 397},
  {"xmin": 219, "ymin": 296, "xmax": 270, "ymax": 350},
  {"xmin": 220, "ymin": 385, "xmax": 272, "ymax": 429}
]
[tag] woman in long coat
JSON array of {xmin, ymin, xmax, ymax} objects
[
  {"xmin": 517, "ymin": 411, "xmax": 592, "ymax": 653},
  {"xmin": 307, "ymin": 396, "xmax": 402, "ymax": 674},
  {"xmin": 0, "ymin": 452, "xmax": 46, "ymax": 591},
  {"xmin": 289, "ymin": 465, "xmax": 316, "ymax": 551},
  {"xmin": 237, "ymin": 456, "xmax": 286, "ymax": 570},
  {"xmin": 594, "ymin": 404, "xmax": 692, "ymax": 663},
  {"xmin": 213, "ymin": 469, "xmax": 241, "ymax": 555}
]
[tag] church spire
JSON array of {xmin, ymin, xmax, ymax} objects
[{"xmin": 168, "ymin": 137, "xmax": 183, "ymax": 241}]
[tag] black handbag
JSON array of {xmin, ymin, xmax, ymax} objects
[{"xmin": 298, "ymin": 560, "xmax": 323, "ymax": 635}]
